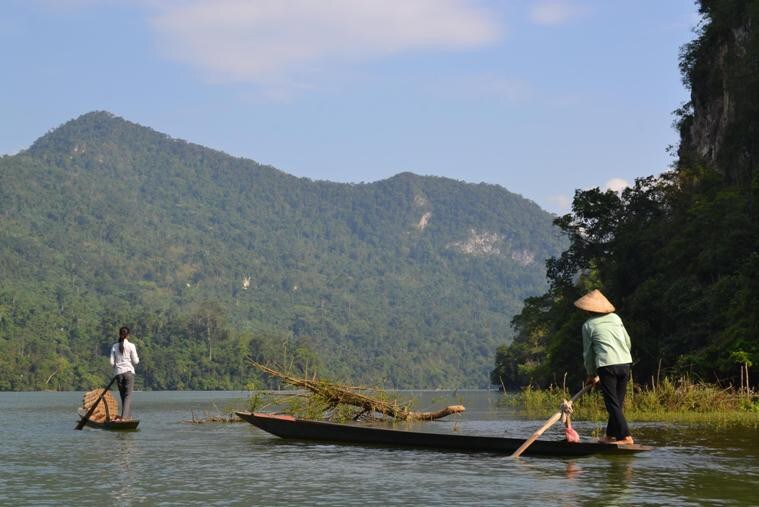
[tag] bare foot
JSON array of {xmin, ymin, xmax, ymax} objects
[{"xmin": 616, "ymin": 436, "xmax": 635, "ymax": 445}]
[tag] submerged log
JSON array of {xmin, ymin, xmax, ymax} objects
[
  {"xmin": 408, "ymin": 405, "xmax": 467, "ymax": 420},
  {"xmin": 250, "ymin": 361, "xmax": 465, "ymax": 421}
]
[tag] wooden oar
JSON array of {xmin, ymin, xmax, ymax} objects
[
  {"xmin": 75, "ymin": 376, "xmax": 117, "ymax": 430},
  {"xmin": 511, "ymin": 381, "xmax": 595, "ymax": 458}
]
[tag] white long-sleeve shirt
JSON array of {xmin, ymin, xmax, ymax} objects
[{"xmin": 110, "ymin": 339, "xmax": 140, "ymax": 374}]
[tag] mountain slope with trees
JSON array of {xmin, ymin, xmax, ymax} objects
[
  {"xmin": 0, "ymin": 112, "xmax": 565, "ymax": 390},
  {"xmin": 492, "ymin": 0, "xmax": 759, "ymax": 389}
]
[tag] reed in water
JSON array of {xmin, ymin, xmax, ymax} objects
[{"xmin": 502, "ymin": 376, "xmax": 759, "ymax": 427}]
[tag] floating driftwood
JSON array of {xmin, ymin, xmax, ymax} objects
[{"xmin": 250, "ymin": 360, "xmax": 464, "ymax": 421}]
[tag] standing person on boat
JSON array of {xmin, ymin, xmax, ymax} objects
[
  {"xmin": 110, "ymin": 326, "xmax": 139, "ymax": 421},
  {"xmin": 574, "ymin": 289, "xmax": 634, "ymax": 445}
]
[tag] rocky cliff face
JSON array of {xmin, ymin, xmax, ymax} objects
[{"xmin": 677, "ymin": 2, "xmax": 758, "ymax": 187}]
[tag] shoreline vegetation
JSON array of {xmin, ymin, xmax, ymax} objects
[
  {"xmin": 501, "ymin": 377, "xmax": 759, "ymax": 428},
  {"xmin": 181, "ymin": 378, "xmax": 758, "ymax": 429}
]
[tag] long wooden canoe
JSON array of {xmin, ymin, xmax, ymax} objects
[
  {"xmin": 236, "ymin": 412, "xmax": 654, "ymax": 457},
  {"xmin": 76, "ymin": 408, "xmax": 140, "ymax": 430}
]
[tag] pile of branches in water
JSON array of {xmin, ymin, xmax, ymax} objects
[
  {"xmin": 183, "ymin": 400, "xmax": 247, "ymax": 424},
  {"xmin": 250, "ymin": 360, "xmax": 464, "ymax": 422},
  {"xmin": 184, "ymin": 410, "xmax": 244, "ymax": 424}
]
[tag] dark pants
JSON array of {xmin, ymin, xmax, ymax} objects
[
  {"xmin": 598, "ymin": 364, "xmax": 631, "ymax": 440},
  {"xmin": 116, "ymin": 372, "xmax": 135, "ymax": 420}
]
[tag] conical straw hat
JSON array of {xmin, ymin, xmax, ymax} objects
[{"xmin": 574, "ymin": 289, "xmax": 615, "ymax": 313}]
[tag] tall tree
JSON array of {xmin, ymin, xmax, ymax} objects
[{"xmin": 494, "ymin": 0, "xmax": 759, "ymax": 388}]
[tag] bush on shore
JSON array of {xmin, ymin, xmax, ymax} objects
[{"xmin": 502, "ymin": 376, "xmax": 759, "ymax": 427}]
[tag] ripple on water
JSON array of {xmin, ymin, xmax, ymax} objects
[{"xmin": 1, "ymin": 391, "xmax": 757, "ymax": 506}]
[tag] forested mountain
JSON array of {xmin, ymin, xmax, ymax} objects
[
  {"xmin": 0, "ymin": 111, "xmax": 565, "ymax": 390},
  {"xmin": 493, "ymin": 0, "xmax": 759, "ymax": 389}
]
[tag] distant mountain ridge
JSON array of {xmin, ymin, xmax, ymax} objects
[{"xmin": 0, "ymin": 111, "xmax": 565, "ymax": 390}]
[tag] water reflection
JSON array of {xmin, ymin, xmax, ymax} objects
[
  {"xmin": 111, "ymin": 433, "xmax": 139, "ymax": 506},
  {"xmin": 565, "ymin": 460, "xmax": 581, "ymax": 479},
  {"xmin": 593, "ymin": 458, "xmax": 635, "ymax": 505},
  {"xmin": 510, "ymin": 453, "xmax": 638, "ymax": 506}
]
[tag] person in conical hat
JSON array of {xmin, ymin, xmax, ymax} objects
[
  {"xmin": 574, "ymin": 289, "xmax": 615, "ymax": 313},
  {"xmin": 575, "ymin": 289, "xmax": 634, "ymax": 445}
]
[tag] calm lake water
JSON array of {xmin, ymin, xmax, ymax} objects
[{"xmin": 1, "ymin": 390, "xmax": 757, "ymax": 506}]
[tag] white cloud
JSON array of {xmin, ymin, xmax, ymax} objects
[
  {"xmin": 529, "ymin": 1, "xmax": 588, "ymax": 26},
  {"xmin": 545, "ymin": 178, "xmax": 629, "ymax": 215},
  {"xmin": 602, "ymin": 178, "xmax": 630, "ymax": 193},
  {"xmin": 147, "ymin": 0, "xmax": 501, "ymax": 87},
  {"xmin": 546, "ymin": 194, "xmax": 572, "ymax": 214}
]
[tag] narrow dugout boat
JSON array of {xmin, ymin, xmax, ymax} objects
[
  {"xmin": 236, "ymin": 412, "xmax": 654, "ymax": 457},
  {"xmin": 77, "ymin": 388, "xmax": 140, "ymax": 431}
]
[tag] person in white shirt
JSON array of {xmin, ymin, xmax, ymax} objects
[{"xmin": 110, "ymin": 326, "xmax": 139, "ymax": 420}]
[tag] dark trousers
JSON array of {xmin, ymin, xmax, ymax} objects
[
  {"xmin": 597, "ymin": 364, "xmax": 631, "ymax": 440},
  {"xmin": 116, "ymin": 372, "xmax": 135, "ymax": 420}
]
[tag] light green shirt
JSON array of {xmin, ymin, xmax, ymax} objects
[{"xmin": 582, "ymin": 313, "xmax": 632, "ymax": 374}]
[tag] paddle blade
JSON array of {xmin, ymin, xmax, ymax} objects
[{"xmin": 565, "ymin": 426, "xmax": 580, "ymax": 443}]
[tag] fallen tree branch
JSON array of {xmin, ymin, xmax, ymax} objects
[{"xmin": 250, "ymin": 360, "xmax": 464, "ymax": 421}]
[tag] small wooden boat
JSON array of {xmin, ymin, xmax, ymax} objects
[
  {"xmin": 77, "ymin": 389, "xmax": 140, "ymax": 431},
  {"xmin": 236, "ymin": 412, "xmax": 654, "ymax": 457},
  {"xmin": 76, "ymin": 408, "xmax": 140, "ymax": 430}
]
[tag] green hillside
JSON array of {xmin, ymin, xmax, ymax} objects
[{"xmin": 0, "ymin": 112, "xmax": 565, "ymax": 390}]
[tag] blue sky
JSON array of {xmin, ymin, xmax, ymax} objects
[{"xmin": 1, "ymin": 0, "xmax": 699, "ymax": 214}]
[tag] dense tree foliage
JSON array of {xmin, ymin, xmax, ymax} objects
[
  {"xmin": 0, "ymin": 112, "xmax": 565, "ymax": 390},
  {"xmin": 492, "ymin": 0, "xmax": 759, "ymax": 389}
]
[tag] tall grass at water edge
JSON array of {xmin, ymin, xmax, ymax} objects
[{"xmin": 501, "ymin": 376, "xmax": 759, "ymax": 428}]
